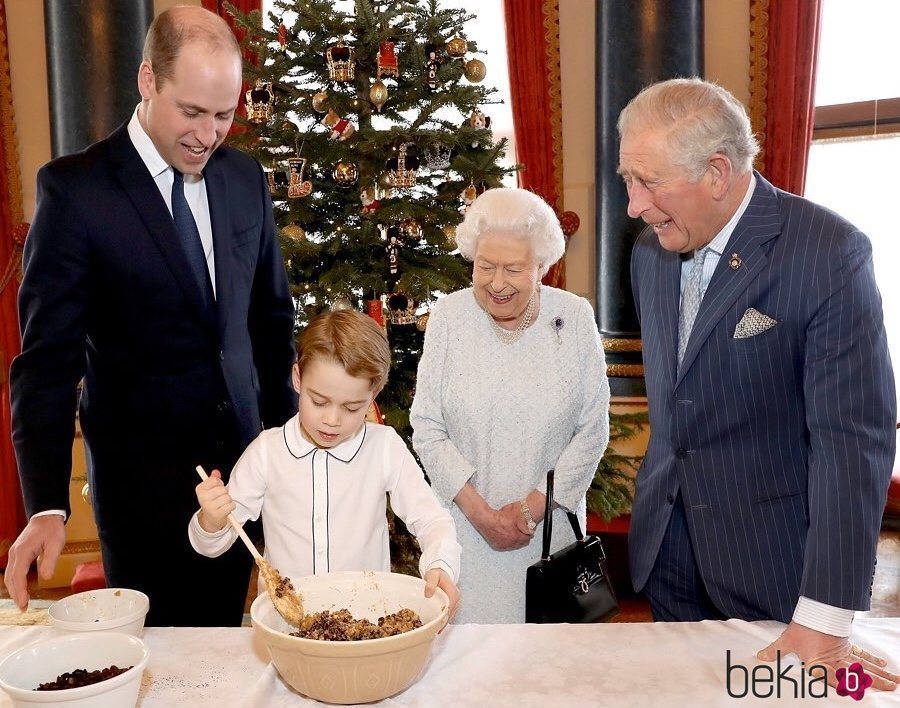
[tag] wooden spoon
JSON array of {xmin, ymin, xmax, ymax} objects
[{"xmin": 195, "ymin": 466, "xmax": 305, "ymax": 627}]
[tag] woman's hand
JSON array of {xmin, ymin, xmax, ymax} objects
[
  {"xmin": 454, "ymin": 482, "xmax": 533, "ymax": 550},
  {"xmin": 498, "ymin": 500, "xmax": 538, "ymax": 537},
  {"xmin": 476, "ymin": 505, "xmax": 533, "ymax": 550},
  {"xmin": 195, "ymin": 469, "xmax": 235, "ymax": 532}
]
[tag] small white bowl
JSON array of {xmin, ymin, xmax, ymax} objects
[
  {"xmin": 0, "ymin": 631, "xmax": 148, "ymax": 708},
  {"xmin": 48, "ymin": 589, "xmax": 149, "ymax": 637}
]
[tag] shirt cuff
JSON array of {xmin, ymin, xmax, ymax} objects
[
  {"xmin": 32, "ymin": 509, "xmax": 67, "ymax": 521},
  {"xmin": 423, "ymin": 559, "xmax": 458, "ymax": 585},
  {"xmin": 792, "ymin": 596, "xmax": 854, "ymax": 637},
  {"xmin": 189, "ymin": 510, "xmax": 231, "ymax": 538}
]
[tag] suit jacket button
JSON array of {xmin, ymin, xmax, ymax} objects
[
  {"xmin": 675, "ymin": 447, "xmax": 687, "ymax": 459},
  {"xmin": 666, "ymin": 494, "xmax": 675, "ymax": 505},
  {"xmin": 219, "ymin": 350, "xmax": 225, "ymax": 361}
]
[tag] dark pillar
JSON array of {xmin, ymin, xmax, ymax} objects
[
  {"xmin": 44, "ymin": 0, "xmax": 153, "ymax": 158},
  {"xmin": 595, "ymin": 0, "xmax": 703, "ymax": 396}
]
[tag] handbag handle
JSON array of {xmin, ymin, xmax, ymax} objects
[{"xmin": 540, "ymin": 469, "xmax": 586, "ymax": 561}]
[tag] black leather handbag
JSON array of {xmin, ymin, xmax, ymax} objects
[{"xmin": 525, "ymin": 470, "xmax": 619, "ymax": 623}]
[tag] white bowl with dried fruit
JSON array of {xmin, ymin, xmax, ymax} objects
[
  {"xmin": 0, "ymin": 631, "xmax": 148, "ymax": 707},
  {"xmin": 250, "ymin": 570, "xmax": 450, "ymax": 704},
  {"xmin": 48, "ymin": 588, "xmax": 149, "ymax": 637}
]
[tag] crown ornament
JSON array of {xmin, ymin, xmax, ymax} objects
[
  {"xmin": 424, "ymin": 143, "xmax": 453, "ymax": 171},
  {"xmin": 326, "ymin": 38, "xmax": 356, "ymax": 81},
  {"xmin": 245, "ymin": 79, "xmax": 274, "ymax": 124}
]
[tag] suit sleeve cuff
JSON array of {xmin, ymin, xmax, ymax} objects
[
  {"xmin": 31, "ymin": 509, "xmax": 67, "ymax": 521},
  {"xmin": 792, "ymin": 596, "xmax": 854, "ymax": 637}
]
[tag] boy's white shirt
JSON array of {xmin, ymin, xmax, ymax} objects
[{"xmin": 188, "ymin": 416, "xmax": 460, "ymax": 594}]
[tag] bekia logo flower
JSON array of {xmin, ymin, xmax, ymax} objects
[{"xmin": 836, "ymin": 662, "xmax": 873, "ymax": 701}]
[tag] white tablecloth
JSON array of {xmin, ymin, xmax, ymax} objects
[{"xmin": 1, "ymin": 619, "xmax": 899, "ymax": 706}]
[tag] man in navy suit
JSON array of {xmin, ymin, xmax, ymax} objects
[
  {"xmin": 619, "ymin": 78, "xmax": 897, "ymax": 688},
  {"xmin": 5, "ymin": 6, "xmax": 297, "ymax": 626}
]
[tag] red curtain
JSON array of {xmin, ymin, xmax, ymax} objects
[
  {"xmin": 201, "ymin": 0, "xmax": 262, "ymax": 50},
  {"xmin": 201, "ymin": 0, "xmax": 262, "ymax": 19},
  {"xmin": 749, "ymin": 0, "xmax": 823, "ymax": 194},
  {"xmin": 202, "ymin": 0, "xmax": 262, "ymax": 131},
  {"xmin": 502, "ymin": 0, "xmax": 575, "ymax": 289},
  {"xmin": 202, "ymin": 0, "xmax": 262, "ymax": 68},
  {"xmin": 0, "ymin": 0, "xmax": 27, "ymax": 565}
]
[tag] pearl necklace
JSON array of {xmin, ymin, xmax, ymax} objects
[{"xmin": 487, "ymin": 291, "xmax": 537, "ymax": 345}]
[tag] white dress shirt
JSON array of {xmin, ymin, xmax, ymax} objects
[{"xmin": 188, "ymin": 417, "xmax": 461, "ymax": 597}]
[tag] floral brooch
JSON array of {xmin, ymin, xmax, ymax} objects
[{"xmin": 551, "ymin": 316, "xmax": 564, "ymax": 342}]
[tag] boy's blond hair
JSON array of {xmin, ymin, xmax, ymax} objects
[{"xmin": 297, "ymin": 310, "xmax": 391, "ymax": 393}]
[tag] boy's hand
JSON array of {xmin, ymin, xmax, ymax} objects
[
  {"xmin": 424, "ymin": 568, "xmax": 460, "ymax": 624},
  {"xmin": 195, "ymin": 469, "xmax": 235, "ymax": 533}
]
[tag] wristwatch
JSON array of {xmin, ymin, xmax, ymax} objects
[{"xmin": 520, "ymin": 499, "xmax": 537, "ymax": 533}]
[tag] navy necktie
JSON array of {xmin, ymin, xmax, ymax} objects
[{"xmin": 171, "ymin": 169, "xmax": 212, "ymax": 309}]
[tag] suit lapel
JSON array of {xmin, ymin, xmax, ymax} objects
[
  {"xmin": 675, "ymin": 174, "xmax": 782, "ymax": 385},
  {"xmin": 204, "ymin": 156, "xmax": 233, "ymax": 340},
  {"xmin": 657, "ymin": 245, "xmax": 683, "ymax": 391},
  {"xmin": 109, "ymin": 127, "xmax": 216, "ymax": 330}
]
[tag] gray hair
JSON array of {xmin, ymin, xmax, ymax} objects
[
  {"xmin": 454, "ymin": 188, "xmax": 565, "ymax": 277},
  {"xmin": 617, "ymin": 78, "xmax": 760, "ymax": 180}
]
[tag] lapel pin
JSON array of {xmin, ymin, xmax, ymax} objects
[{"xmin": 729, "ymin": 253, "xmax": 742, "ymax": 270}]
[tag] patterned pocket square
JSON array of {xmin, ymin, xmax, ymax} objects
[{"xmin": 733, "ymin": 307, "xmax": 778, "ymax": 338}]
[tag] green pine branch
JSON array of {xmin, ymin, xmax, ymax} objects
[{"xmin": 586, "ymin": 411, "xmax": 648, "ymax": 522}]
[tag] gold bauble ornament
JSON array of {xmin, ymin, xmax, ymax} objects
[
  {"xmin": 416, "ymin": 312, "xmax": 430, "ymax": 332},
  {"xmin": 369, "ymin": 79, "xmax": 389, "ymax": 113},
  {"xmin": 464, "ymin": 58, "xmax": 487, "ymax": 83},
  {"xmin": 332, "ymin": 160, "xmax": 359, "ymax": 188},
  {"xmin": 282, "ymin": 224, "xmax": 306, "ymax": 241},
  {"xmin": 447, "ymin": 36, "xmax": 467, "ymax": 58},
  {"xmin": 398, "ymin": 218, "xmax": 422, "ymax": 240},
  {"xmin": 442, "ymin": 224, "xmax": 457, "ymax": 246},
  {"xmin": 311, "ymin": 91, "xmax": 329, "ymax": 113},
  {"xmin": 378, "ymin": 171, "xmax": 396, "ymax": 189}
]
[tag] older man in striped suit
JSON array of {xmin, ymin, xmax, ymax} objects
[{"xmin": 618, "ymin": 78, "xmax": 897, "ymax": 690}]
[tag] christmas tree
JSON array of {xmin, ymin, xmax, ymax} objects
[{"xmin": 228, "ymin": 0, "xmax": 516, "ymax": 441}]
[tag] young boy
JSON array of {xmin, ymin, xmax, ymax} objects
[{"xmin": 189, "ymin": 310, "xmax": 461, "ymax": 615}]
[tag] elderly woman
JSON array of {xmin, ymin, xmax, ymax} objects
[{"xmin": 410, "ymin": 187, "xmax": 610, "ymax": 623}]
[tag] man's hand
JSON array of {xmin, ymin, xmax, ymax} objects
[
  {"xmin": 758, "ymin": 621, "xmax": 898, "ymax": 692},
  {"xmin": 4, "ymin": 515, "xmax": 66, "ymax": 611},
  {"xmin": 424, "ymin": 568, "xmax": 460, "ymax": 624},
  {"xmin": 195, "ymin": 469, "xmax": 234, "ymax": 532}
]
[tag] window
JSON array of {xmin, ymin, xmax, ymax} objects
[{"xmin": 805, "ymin": 0, "xmax": 900, "ymax": 407}]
